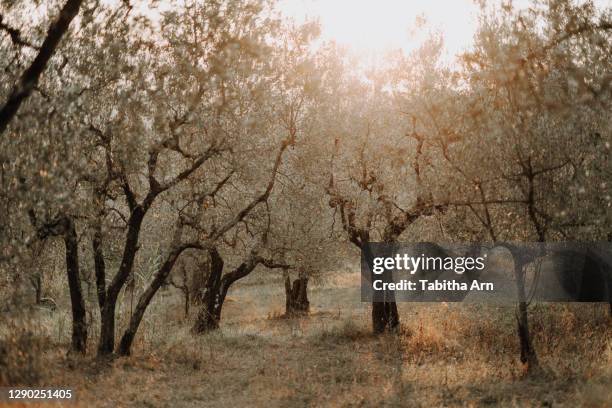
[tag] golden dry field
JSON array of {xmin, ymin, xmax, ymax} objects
[{"xmin": 2, "ymin": 270, "xmax": 610, "ymax": 407}]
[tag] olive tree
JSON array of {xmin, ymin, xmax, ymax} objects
[{"xmin": 432, "ymin": 0, "xmax": 612, "ymax": 370}]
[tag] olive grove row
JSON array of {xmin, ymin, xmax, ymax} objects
[{"xmin": 0, "ymin": 0, "xmax": 610, "ymax": 372}]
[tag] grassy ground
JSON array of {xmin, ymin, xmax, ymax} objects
[{"xmin": 1, "ymin": 271, "xmax": 611, "ymax": 407}]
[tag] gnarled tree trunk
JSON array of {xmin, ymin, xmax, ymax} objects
[
  {"xmin": 192, "ymin": 248, "xmax": 280, "ymax": 334},
  {"xmin": 284, "ymin": 271, "xmax": 309, "ymax": 316},
  {"xmin": 29, "ymin": 213, "xmax": 87, "ymax": 353},
  {"xmin": 192, "ymin": 249, "xmax": 225, "ymax": 333},
  {"xmin": 372, "ymin": 298, "xmax": 400, "ymax": 334},
  {"xmin": 365, "ymin": 241, "xmax": 400, "ymax": 334},
  {"xmin": 97, "ymin": 206, "xmax": 146, "ymax": 356},
  {"xmin": 98, "ymin": 301, "xmax": 117, "ymax": 356},
  {"xmin": 63, "ymin": 217, "xmax": 87, "ymax": 354}
]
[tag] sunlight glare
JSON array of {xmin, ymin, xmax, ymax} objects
[
  {"xmin": 279, "ymin": 0, "xmax": 612, "ymax": 59},
  {"xmin": 279, "ymin": 0, "xmax": 481, "ymax": 58}
]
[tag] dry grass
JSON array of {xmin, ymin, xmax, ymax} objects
[{"xmin": 1, "ymin": 270, "xmax": 610, "ymax": 407}]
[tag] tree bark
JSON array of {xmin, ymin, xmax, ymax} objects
[
  {"xmin": 0, "ymin": 0, "xmax": 84, "ymax": 135},
  {"xmin": 97, "ymin": 206, "xmax": 146, "ymax": 356},
  {"xmin": 192, "ymin": 248, "xmax": 225, "ymax": 333},
  {"xmin": 364, "ymin": 242, "xmax": 400, "ymax": 334},
  {"xmin": 192, "ymin": 249, "xmax": 266, "ymax": 334},
  {"xmin": 192, "ymin": 281, "xmax": 227, "ymax": 333},
  {"xmin": 63, "ymin": 217, "xmax": 87, "ymax": 354},
  {"xmin": 92, "ymin": 224, "xmax": 106, "ymax": 310},
  {"xmin": 372, "ymin": 300, "xmax": 400, "ymax": 334},
  {"xmin": 284, "ymin": 273, "xmax": 309, "ymax": 316},
  {"xmin": 98, "ymin": 301, "xmax": 116, "ymax": 356},
  {"xmin": 29, "ymin": 213, "xmax": 87, "ymax": 353}
]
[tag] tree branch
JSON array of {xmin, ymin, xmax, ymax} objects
[
  {"xmin": 0, "ymin": 14, "xmax": 38, "ymax": 49},
  {"xmin": 0, "ymin": 0, "xmax": 84, "ymax": 135}
]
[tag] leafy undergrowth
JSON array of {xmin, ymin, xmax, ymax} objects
[{"xmin": 1, "ymin": 274, "xmax": 610, "ymax": 407}]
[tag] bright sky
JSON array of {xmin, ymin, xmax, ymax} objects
[{"xmin": 278, "ymin": 0, "xmax": 612, "ymax": 58}]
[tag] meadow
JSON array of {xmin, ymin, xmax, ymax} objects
[{"xmin": 3, "ymin": 269, "xmax": 610, "ymax": 407}]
